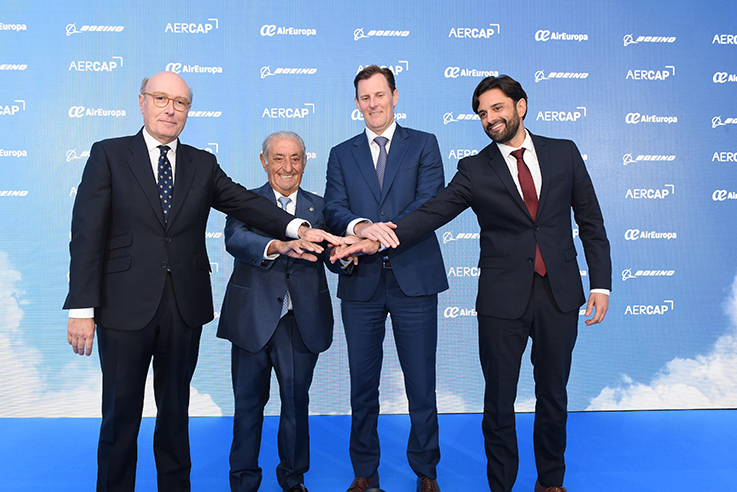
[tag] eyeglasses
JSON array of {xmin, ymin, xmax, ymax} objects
[{"xmin": 142, "ymin": 92, "xmax": 191, "ymax": 112}]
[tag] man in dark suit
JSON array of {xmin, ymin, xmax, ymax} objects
[
  {"xmin": 217, "ymin": 131, "xmax": 349, "ymax": 492},
  {"xmin": 333, "ymin": 75, "xmax": 612, "ymax": 492},
  {"xmin": 323, "ymin": 65, "xmax": 447, "ymax": 492},
  {"xmin": 64, "ymin": 72, "xmax": 338, "ymax": 492}
]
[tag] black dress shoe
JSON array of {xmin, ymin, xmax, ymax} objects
[{"xmin": 286, "ymin": 484, "xmax": 308, "ymax": 492}]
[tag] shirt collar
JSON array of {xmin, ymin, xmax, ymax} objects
[
  {"xmin": 142, "ymin": 127, "xmax": 179, "ymax": 154},
  {"xmin": 496, "ymin": 129, "xmax": 533, "ymax": 159},
  {"xmin": 365, "ymin": 120, "xmax": 397, "ymax": 145}
]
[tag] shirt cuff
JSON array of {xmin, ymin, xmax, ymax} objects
[
  {"xmin": 347, "ymin": 218, "xmax": 371, "ymax": 236},
  {"xmin": 590, "ymin": 288, "xmax": 610, "ymax": 296},
  {"xmin": 69, "ymin": 308, "xmax": 94, "ymax": 318},
  {"xmin": 264, "ymin": 240, "xmax": 279, "ymax": 260},
  {"xmin": 287, "ymin": 218, "xmax": 309, "ymax": 239}
]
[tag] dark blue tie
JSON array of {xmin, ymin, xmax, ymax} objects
[
  {"xmin": 374, "ymin": 136, "xmax": 388, "ymax": 192},
  {"xmin": 278, "ymin": 196, "xmax": 292, "ymax": 317},
  {"xmin": 157, "ymin": 145, "xmax": 173, "ymax": 224}
]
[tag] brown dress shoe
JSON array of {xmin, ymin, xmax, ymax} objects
[
  {"xmin": 417, "ymin": 476, "xmax": 441, "ymax": 492},
  {"xmin": 346, "ymin": 472, "xmax": 379, "ymax": 492},
  {"xmin": 534, "ymin": 480, "xmax": 567, "ymax": 492}
]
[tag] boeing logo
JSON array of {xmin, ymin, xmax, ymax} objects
[
  {"xmin": 66, "ymin": 23, "xmax": 124, "ymax": 36},
  {"xmin": 354, "ymin": 28, "xmax": 409, "ymax": 40},
  {"xmin": 260, "ymin": 66, "xmax": 317, "ymax": 78},
  {"xmin": 66, "ymin": 149, "xmax": 90, "ymax": 162},
  {"xmin": 443, "ymin": 112, "xmax": 479, "ymax": 124},
  {"xmin": 535, "ymin": 71, "xmax": 589, "ymax": 82},
  {"xmin": 621, "ymin": 269, "xmax": 675, "ymax": 281},
  {"xmin": 712, "ymin": 116, "xmax": 737, "ymax": 128},
  {"xmin": 623, "ymin": 153, "xmax": 676, "ymax": 165},
  {"xmin": 442, "ymin": 231, "xmax": 480, "ymax": 243},
  {"xmin": 623, "ymin": 34, "xmax": 676, "ymax": 46}
]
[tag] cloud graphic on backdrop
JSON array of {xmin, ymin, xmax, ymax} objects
[
  {"xmin": 0, "ymin": 252, "xmax": 221, "ymax": 417},
  {"xmin": 588, "ymin": 273, "xmax": 737, "ymax": 410}
]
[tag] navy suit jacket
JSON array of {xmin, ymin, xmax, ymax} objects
[
  {"xmin": 394, "ymin": 133, "xmax": 612, "ymax": 319},
  {"xmin": 324, "ymin": 124, "xmax": 448, "ymax": 301},
  {"xmin": 63, "ymin": 129, "xmax": 294, "ymax": 330},
  {"xmin": 217, "ymin": 183, "xmax": 342, "ymax": 354}
]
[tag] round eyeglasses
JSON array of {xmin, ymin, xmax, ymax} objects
[{"xmin": 142, "ymin": 92, "xmax": 191, "ymax": 112}]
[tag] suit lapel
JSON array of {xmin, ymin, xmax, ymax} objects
[
  {"xmin": 350, "ymin": 133, "xmax": 382, "ymax": 203},
  {"xmin": 167, "ymin": 139, "xmax": 195, "ymax": 228},
  {"xmin": 486, "ymin": 143, "xmax": 531, "ymax": 218},
  {"xmin": 530, "ymin": 133, "xmax": 551, "ymax": 218},
  {"xmin": 127, "ymin": 130, "xmax": 167, "ymax": 228},
  {"xmin": 379, "ymin": 124, "xmax": 409, "ymax": 203}
]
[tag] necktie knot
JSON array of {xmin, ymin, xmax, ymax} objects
[
  {"xmin": 158, "ymin": 145, "xmax": 170, "ymax": 156},
  {"xmin": 511, "ymin": 148, "xmax": 525, "ymax": 162},
  {"xmin": 278, "ymin": 196, "xmax": 291, "ymax": 212},
  {"xmin": 374, "ymin": 136, "xmax": 388, "ymax": 148}
]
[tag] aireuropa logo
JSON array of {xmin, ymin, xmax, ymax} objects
[
  {"xmin": 713, "ymin": 72, "xmax": 737, "ymax": 83},
  {"xmin": 712, "ymin": 34, "xmax": 737, "ymax": 45},
  {"xmin": 448, "ymin": 149, "xmax": 479, "ymax": 160},
  {"xmin": 624, "ymin": 300, "xmax": 674, "ymax": 315},
  {"xmin": 712, "ymin": 152, "xmax": 737, "ymax": 162},
  {"xmin": 448, "ymin": 24, "xmax": 500, "ymax": 39},
  {"xmin": 353, "ymin": 27, "xmax": 409, "ymax": 40},
  {"xmin": 0, "ymin": 23, "xmax": 27, "ymax": 31},
  {"xmin": 625, "ymin": 184, "xmax": 674, "ymax": 199},
  {"xmin": 261, "ymin": 24, "xmax": 316, "ymax": 37},
  {"xmin": 66, "ymin": 149, "xmax": 90, "ymax": 162},
  {"xmin": 66, "ymin": 23, "xmax": 124, "ymax": 36},
  {"xmin": 263, "ymin": 103, "xmax": 314, "ymax": 119},
  {"xmin": 445, "ymin": 66, "xmax": 498, "ymax": 79},
  {"xmin": 0, "ymin": 99, "xmax": 25, "ymax": 115},
  {"xmin": 443, "ymin": 306, "xmax": 477, "ymax": 318},
  {"xmin": 624, "ymin": 229, "xmax": 677, "ymax": 241},
  {"xmin": 712, "ymin": 116, "xmax": 737, "ymax": 128},
  {"xmin": 68, "ymin": 106, "xmax": 126, "ymax": 118},
  {"xmin": 69, "ymin": 56, "xmax": 123, "ymax": 72},
  {"xmin": 166, "ymin": 62, "xmax": 222, "ymax": 74},
  {"xmin": 712, "ymin": 190, "xmax": 737, "ymax": 201},
  {"xmin": 535, "ymin": 71, "xmax": 589, "ymax": 82},
  {"xmin": 0, "ymin": 149, "xmax": 27, "ymax": 158},
  {"xmin": 623, "ymin": 34, "xmax": 676, "ymax": 46},
  {"xmin": 448, "ymin": 266, "xmax": 480, "ymax": 277},
  {"xmin": 165, "ymin": 18, "xmax": 218, "ymax": 34},
  {"xmin": 261, "ymin": 66, "xmax": 317, "ymax": 78},
  {"xmin": 0, "ymin": 64, "xmax": 27, "ymax": 71},
  {"xmin": 442, "ymin": 231, "xmax": 480, "ymax": 243},
  {"xmin": 626, "ymin": 66, "xmax": 675, "ymax": 81},
  {"xmin": 443, "ymin": 112, "xmax": 479, "ymax": 124},
  {"xmin": 352, "ymin": 109, "xmax": 406, "ymax": 122},
  {"xmin": 625, "ymin": 113, "xmax": 678, "ymax": 124},
  {"xmin": 0, "ymin": 190, "xmax": 29, "ymax": 196},
  {"xmin": 622, "ymin": 269, "xmax": 675, "ymax": 281},
  {"xmin": 535, "ymin": 30, "xmax": 588, "ymax": 42},
  {"xmin": 357, "ymin": 62, "xmax": 408, "ymax": 76},
  {"xmin": 536, "ymin": 107, "xmax": 587, "ymax": 122},
  {"xmin": 623, "ymin": 153, "xmax": 676, "ymax": 165}
]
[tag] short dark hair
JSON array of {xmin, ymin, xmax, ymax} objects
[
  {"xmin": 354, "ymin": 65, "xmax": 396, "ymax": 98},
  {"xmin": 472, "ymin": 75, "xmax": 527, "ymax": 118}
]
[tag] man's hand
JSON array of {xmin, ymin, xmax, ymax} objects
[
  {"xmin": 269, "ymin": 239, "xmax": 324, "ymax": 262},
  {"xmin": 330, "ymin": 238, "xmax": 382, "ymax": 263},
  {"xmin": 584, "ymin": 292, "xmax": 609, "ymax": 326},
  {"xmin": 354, "ymin": 221, "xmax": 399, "ymax": 249},
  {"xmin": 68, "ymin": 318, "xmax": 95, "ymax": 356},
  {"xmin": 297, "ymin": 225, "xmax": 343, "ymax": 247}
]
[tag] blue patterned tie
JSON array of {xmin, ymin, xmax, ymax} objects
[
  {"xmin": 374, "ymin": 136, "xmax": 388, "ymax": 192},
  {"xmin": 157, "ymin": 145, "xmax": 173, "ymax": 224},
  {"xmin": 278, "ymin": 196, "xmax": 292, "ymax": 317}
]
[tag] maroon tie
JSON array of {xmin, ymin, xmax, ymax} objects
[{"xmin": 511, "ymin": 148, "xmax": 546, "ymax": 276}]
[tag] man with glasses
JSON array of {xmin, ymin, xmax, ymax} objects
[{"xmin": 64, "ymin": 71, "xmax": 339, "ymax": 492}]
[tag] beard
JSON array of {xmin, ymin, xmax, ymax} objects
[{"xmin": 484, "ymin": 108, "xmax": 521, "ymax": 145}]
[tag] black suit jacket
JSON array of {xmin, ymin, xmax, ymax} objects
[
  {"xmin": 217, "ymin": 183, "xmax": 343, "ymax": 354},
  {"xmin": 395, "ymin": 133, "xmax": 611, "ymax": 319},
  {"xmin": 63, "ymin": 129, "xmax": 294, "ymax": 330}
]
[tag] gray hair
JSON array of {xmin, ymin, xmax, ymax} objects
[
  {"xmin": 140, "ymin": 75, "xmax": 193, "ymax": 102},
  {"xmin": 262, "ymin": 131, "xmax": 306, "ymax": 158}
]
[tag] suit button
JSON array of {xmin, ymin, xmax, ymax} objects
[
  {"xmin": 166, "ymin": 237, "xmax": 172, "ymax": 242},
  {"xmin": 285, "ymin": 273, "xmax": 291, "ymax": 279},
  {"xmin": 533, "ymin": 226, "xmax": 539, "ymax": 231},
  {"xmin": 380, "ymin": 210, "xmax": 386, "ymax": 216},
  {"xmin": 527, "ymin": 258, "xmax": 534, "ymax": 263},
  {"xmin": 277, "ymin": 297, "xmax": 283, "ymax": 304},
  {"xmin": 161, "ymin": 262, "xmax": 168, "ymax": 268}
]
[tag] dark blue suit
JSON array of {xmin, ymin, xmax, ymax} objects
[
  {"xmin": 63, "ymin": 130, "xmax": 294, "ymax": 492},
  {"xmin": 218, "ymin": 183, "xmax": 342, "ymax": 492},
  {"xmin": 323, "ymin": 123, "xmax": 448, "ymax": 479},
  {"xmin": 394, "ymin": 134, "xmax": 612, "ymax": 491}
]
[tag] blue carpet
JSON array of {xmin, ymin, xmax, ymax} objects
[{"xmin": 1, "ymin": 410, "xmax": 734, "ymax": 491}]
